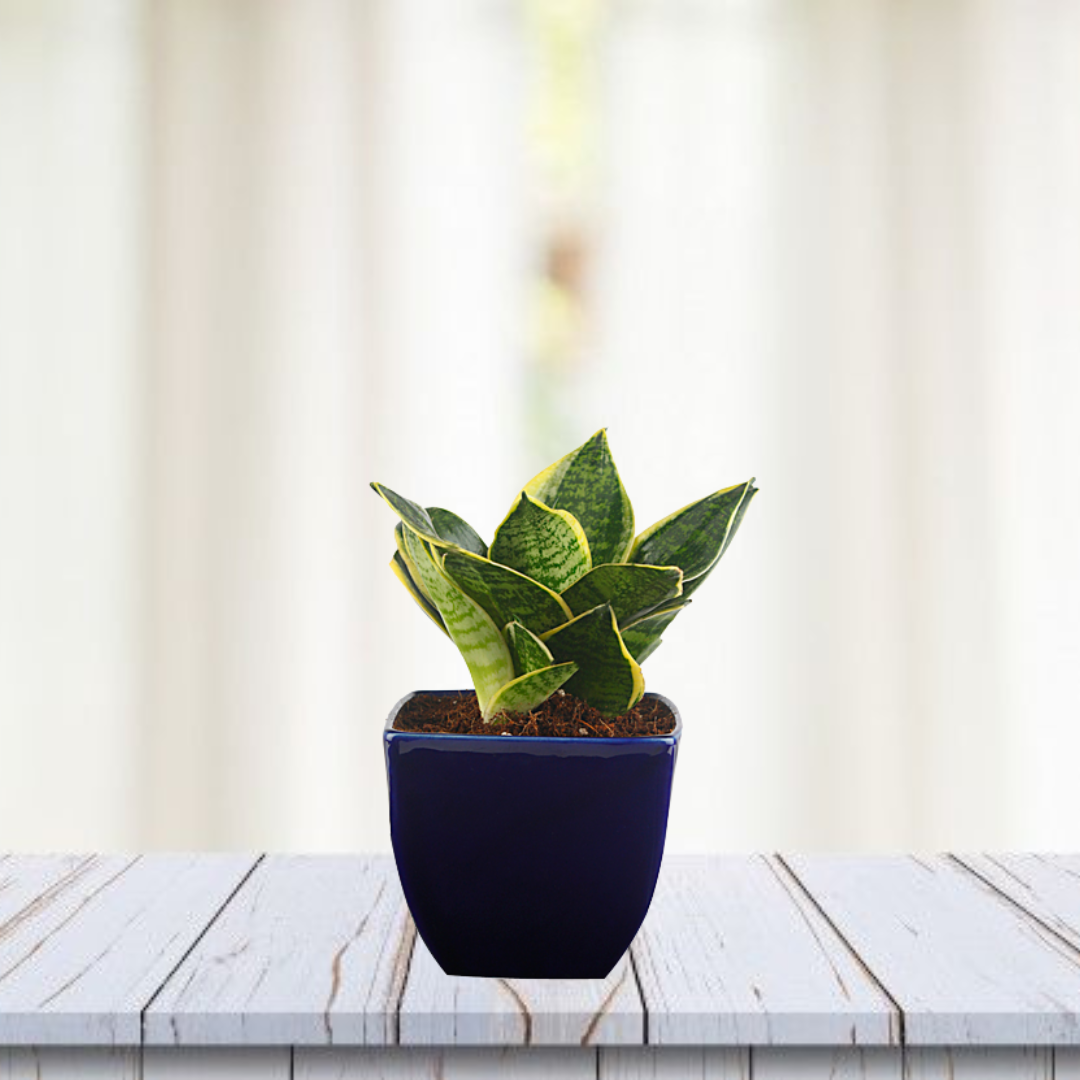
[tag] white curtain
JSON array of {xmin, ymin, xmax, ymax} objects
[
  {"xmin": 593, "ymin": 0, "xmax": 1080, "ymax": 849},
  {"xmin": 0, "ymin": 0, "xmax": 525, "ymax": 849},
  {"xmin": 1, "ymin": 0, "xmax": 1079, "ymax": 851}
]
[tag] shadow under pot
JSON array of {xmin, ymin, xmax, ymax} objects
[{"xmin": 383, "ymin": 689, "xmax": 681, "ymax": 979}]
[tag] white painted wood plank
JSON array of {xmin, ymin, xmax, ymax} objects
[
  {"xmin": 0, "ymin": 854, "xmax": 256, "ymax": 1045},
  {"xmin": 903, "ymin": 1048, "xmax": 1051, "ymax": 1079},
  {"xmin": 1057, "ymin": 1049, "xmax": 1080, "ymax": 1078},
  {"xmin": 957, "ymin": 854, "xmax": 1080, "ymax": 950},
  {"xmin": 630, "ymin": 855, "xmax": 898, "ymax": 1045},
  {"xmin": 142, "ymin": 1048, "xmax": 291, "ymax": 1079},
  {"xmin": 398, "ymin": 934, "xmax": 642, "ymax": 1045},
  {"xmin": 145, "ymin": 855, "xmax": 412, "ymax": 1047},
  {"xmin": 0, "ymin": 856, "xmax": 95, "ymax": 928},
  {"xmin": 0, "ymin": 1048, "xmax": 139, "ymax": 1079},
  {"xmin": 599, "ymin": 1047, "xmax": 749, "ymax": 1078},
  {"xmin": 786, "ymin": 855, "xmax": 1080, "ymax": 1045},
  {"xmin": 296, "ymin": 1048, "xmax": 596, "ymax": 1079},
  {"xmin": 753, "ymin": 1049, "xmax": 900, "ymax": 1079},
  {"xmin": 297, "ymin": 1048, "xmax": 897, "ymax": 1080}
]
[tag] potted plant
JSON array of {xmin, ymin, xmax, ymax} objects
[{"xmin": 374, "ymin": 430, "xmax": 756, "ymax": 978}]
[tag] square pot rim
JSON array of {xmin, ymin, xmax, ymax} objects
[{"xmin": 384, "ymin": 688, "xmax": 682, "ymax": 748}]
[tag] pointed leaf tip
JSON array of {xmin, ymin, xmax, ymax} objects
[
  {"xmin": 427, "ymin": 506, "xmax": 488, "ymax": 558},
  {"xmin": 541, "ymin": 602, "xmax": 644, "ymax": 717},
  {"xmin": 489, "ymin": 491, "xmax": 591, "ymax": 592},
  {"xmin": 524, "ymin": 429, "xmax": 635, "ymax": 566},
  {"xmin": 630, "ymin": 479, "xmax": 755, "ymax": 591},
  {"xmin": 504, "ymin": 620, "xmax": 554, "ymax": 677},
  {"xmin": 371, "ymin": 482, "xmax": 444, "ymax": 547},
  {"xmin": 482, "ymin": 662, "xmax": 579, "ymax": 720}
]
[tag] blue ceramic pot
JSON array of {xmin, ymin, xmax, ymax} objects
[{"xmin": 384, "ymin": 690, "xmax": 681, "ymax": 978}]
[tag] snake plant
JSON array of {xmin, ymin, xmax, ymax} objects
[{"xmin": 373, "ymin": 430, "xmax": 756, "ymax": 720}]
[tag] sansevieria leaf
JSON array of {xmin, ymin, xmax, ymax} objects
[
  {"xmin": 399, "ymin": 526, "xmax": 515, "ymax": 717},
  {"xmin": 484, "ymin": 662, "xmax": 578, "ymax": 720},
  {"xmin": 524, "ymin": 429, "xmax": 635, "ymax": 565},
  {"xmin": 395, "ymin": 521, "xmax": 445, "ymax": 615},
  {"xmin": 441, "ymin": 549, "xmax": 572, "ymax": 635},
  {"xmin": 373, "ymin": 484, "xmax": 488, "ymax": 554},
  {"xmin": 681, "ymin": 481, "xmax": 758, "ymax": 598},
  {"xmin": 541, "ymin": 603, "xmax": 644, "ymax": 717},
  {"xmin": 394, "ymin": 522, "xmax": 429, "ymax": 594},
  {"xmin": 629, "ymin": 479, "xmax": 755, "ymax": 589},
  {"xmin": 427, "ymin": 507, "xmax": 488, "ymax": 558},
  {"xmin": 489, "ymin": 492, "xmax": 591, "ymax": 592},
  {"xmin": 373, "ymin": 434, "xmax": 757, "ymax": 719},
  {"xmin": 390, "ymin": 550, "xmax": 447, "ymax": 636},
  {"xmin": 620, "ymin": 600, "xmax": 691, "ymax": 663},
  {"xmin": 504, "ymin": 620, "xmax": 554, "ymax": 677},
  {"xmin": 371, "ymin": 482, "xmax": 446, "ymax": 548},
  {"xmin": 560, "ymin": 563, "xmax": 683, "ymax": 625}
]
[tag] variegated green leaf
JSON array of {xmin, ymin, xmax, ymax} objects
[
  {"xmin": 390, "ymin": 550, "xmax": 447, "ymax": 636},
  {"xmin": 371, "ymin": 482, "xmax": 446, "ymax": 547},
  {"xmin": 504, "ymin": 620, "xmax": 554, "ymax": 677},
  {"xmin": 483, "ymin": 662, "xmax": 579, "ymax": 720},
  {"xmin": 620, "ymin": 600, "xmax": 691, "ymax": 663},
  {"xmin": 394, "ymin": 522, "xmax": 431, "ymax": 599},
  {"xmin": 560, "ymin": 563, "xmax": 683, "ymax": 624},
  {"xmin": 681, "ymin": 481, "xmax": 759, "ymax": 598},
  {"xmin": 629, "ymin": 479, "xmax": 755, "ymax": 592},
  {"xmin": 625, "ymin": 595, "xmax": 691, "ymax": 624},
  {"xmin": 400, "ymin": 526, "xmax": 515, "ymax": 717},
  {"xmin": 541, "ymin": 603, "xmax": 644, "ymax": 717},
  {"xmin": 489, "ymin": 492, "xmax": 591, "ymax": 592},
  {"xmin": 441, "ymin": 549, "xmax": 572, "ymax": 635},
  {"xmin": 427, "ymin": 506, "xmax": 488, "ymax": 557},
  {"xmin": 628, "ymin": 635, "xmax": 663, "ymax": 664},
  {"xmin": 524, "ymin": 428, "xmax": 635, "ymax": 565}
]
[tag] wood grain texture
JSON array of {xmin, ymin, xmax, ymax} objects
[
  {"xmin": 0, "ymin": 856, "xmax": 93, "ymax": 929},
  {"xmin": 786, "ymin": 855, "xmax": 1080, "ymax": 1045},
  {"xmin": 0, "ymin": 854, "xmax": 256, "ymax": 1045},
  {"xmin": 398, "ymin": 935, "xmax": 642, "ymax": 1045},
  {"xmin": 142, "ymin": 1049, "xmax": 291, "ymax": 1078},
  {"xmin": 0, "ymin": 1048, "xmax": 139, "ymax": 1079},
  {"xmin": 599, "ymin": 1047, "xmax": 749, "ymax": 1078},
  {"xmin": 144, "ymin": 856, "xmax": 413, "ymax": 1047},
  {"xmin": 957, "ymin": 855, "xmax": 1080, "ymax": 951},
  {"xmin": 903, "ymin": 1048, "xmax": 1051, "ymax": 1079},
  {"xmin": 295, "ymin": 1048, "xmax": 595, "ymax": 1079},
  {"xmin": 753, "ymin": 1049, "xmax": 900, "ymax": 1079},
  {"xmin": 631, "ymin": 855, "xmax": 898, "ymax": 1045}
]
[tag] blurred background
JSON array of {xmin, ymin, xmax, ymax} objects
[{"xmin": 2, "ymin": 0, "xmax": 1079, "ymax": 852}]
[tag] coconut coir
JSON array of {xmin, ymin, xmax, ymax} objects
[{"xmin": 392, "ymin": 690, "xmax": 676, "ymax": 738}]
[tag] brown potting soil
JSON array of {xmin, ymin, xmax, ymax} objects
[{"xmin": 392, "ymin": 690, "xmax": 677, "ymax": 738}]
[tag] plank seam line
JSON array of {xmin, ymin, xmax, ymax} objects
[
  {"xmin": 772, "ymin": 854, "xmax": 907, "ymax": 1048},
  {"xmin": 949, "ymin": 854, "xmax": 1080, "ymax": 963},
  {"xmin": 627, "ymin": 945, "xmax": 649, "ymax": 1046},
  {"xmin": 138, "ymin": 854, "xmax": 267, "ymax": 1046}
]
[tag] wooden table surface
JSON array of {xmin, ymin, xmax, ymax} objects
[{"xmin": 1, "ymin": 854, "xmax": 1079, "ymax": 1078}]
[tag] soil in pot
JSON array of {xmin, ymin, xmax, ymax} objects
[{"xmin": 392, "ymin": 689, "xmax": 676, "ymax": 738}]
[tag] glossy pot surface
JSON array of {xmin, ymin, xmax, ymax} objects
[{"xmin": 384, "ymin": 690, "xmax": 681, "ymax": 978}]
